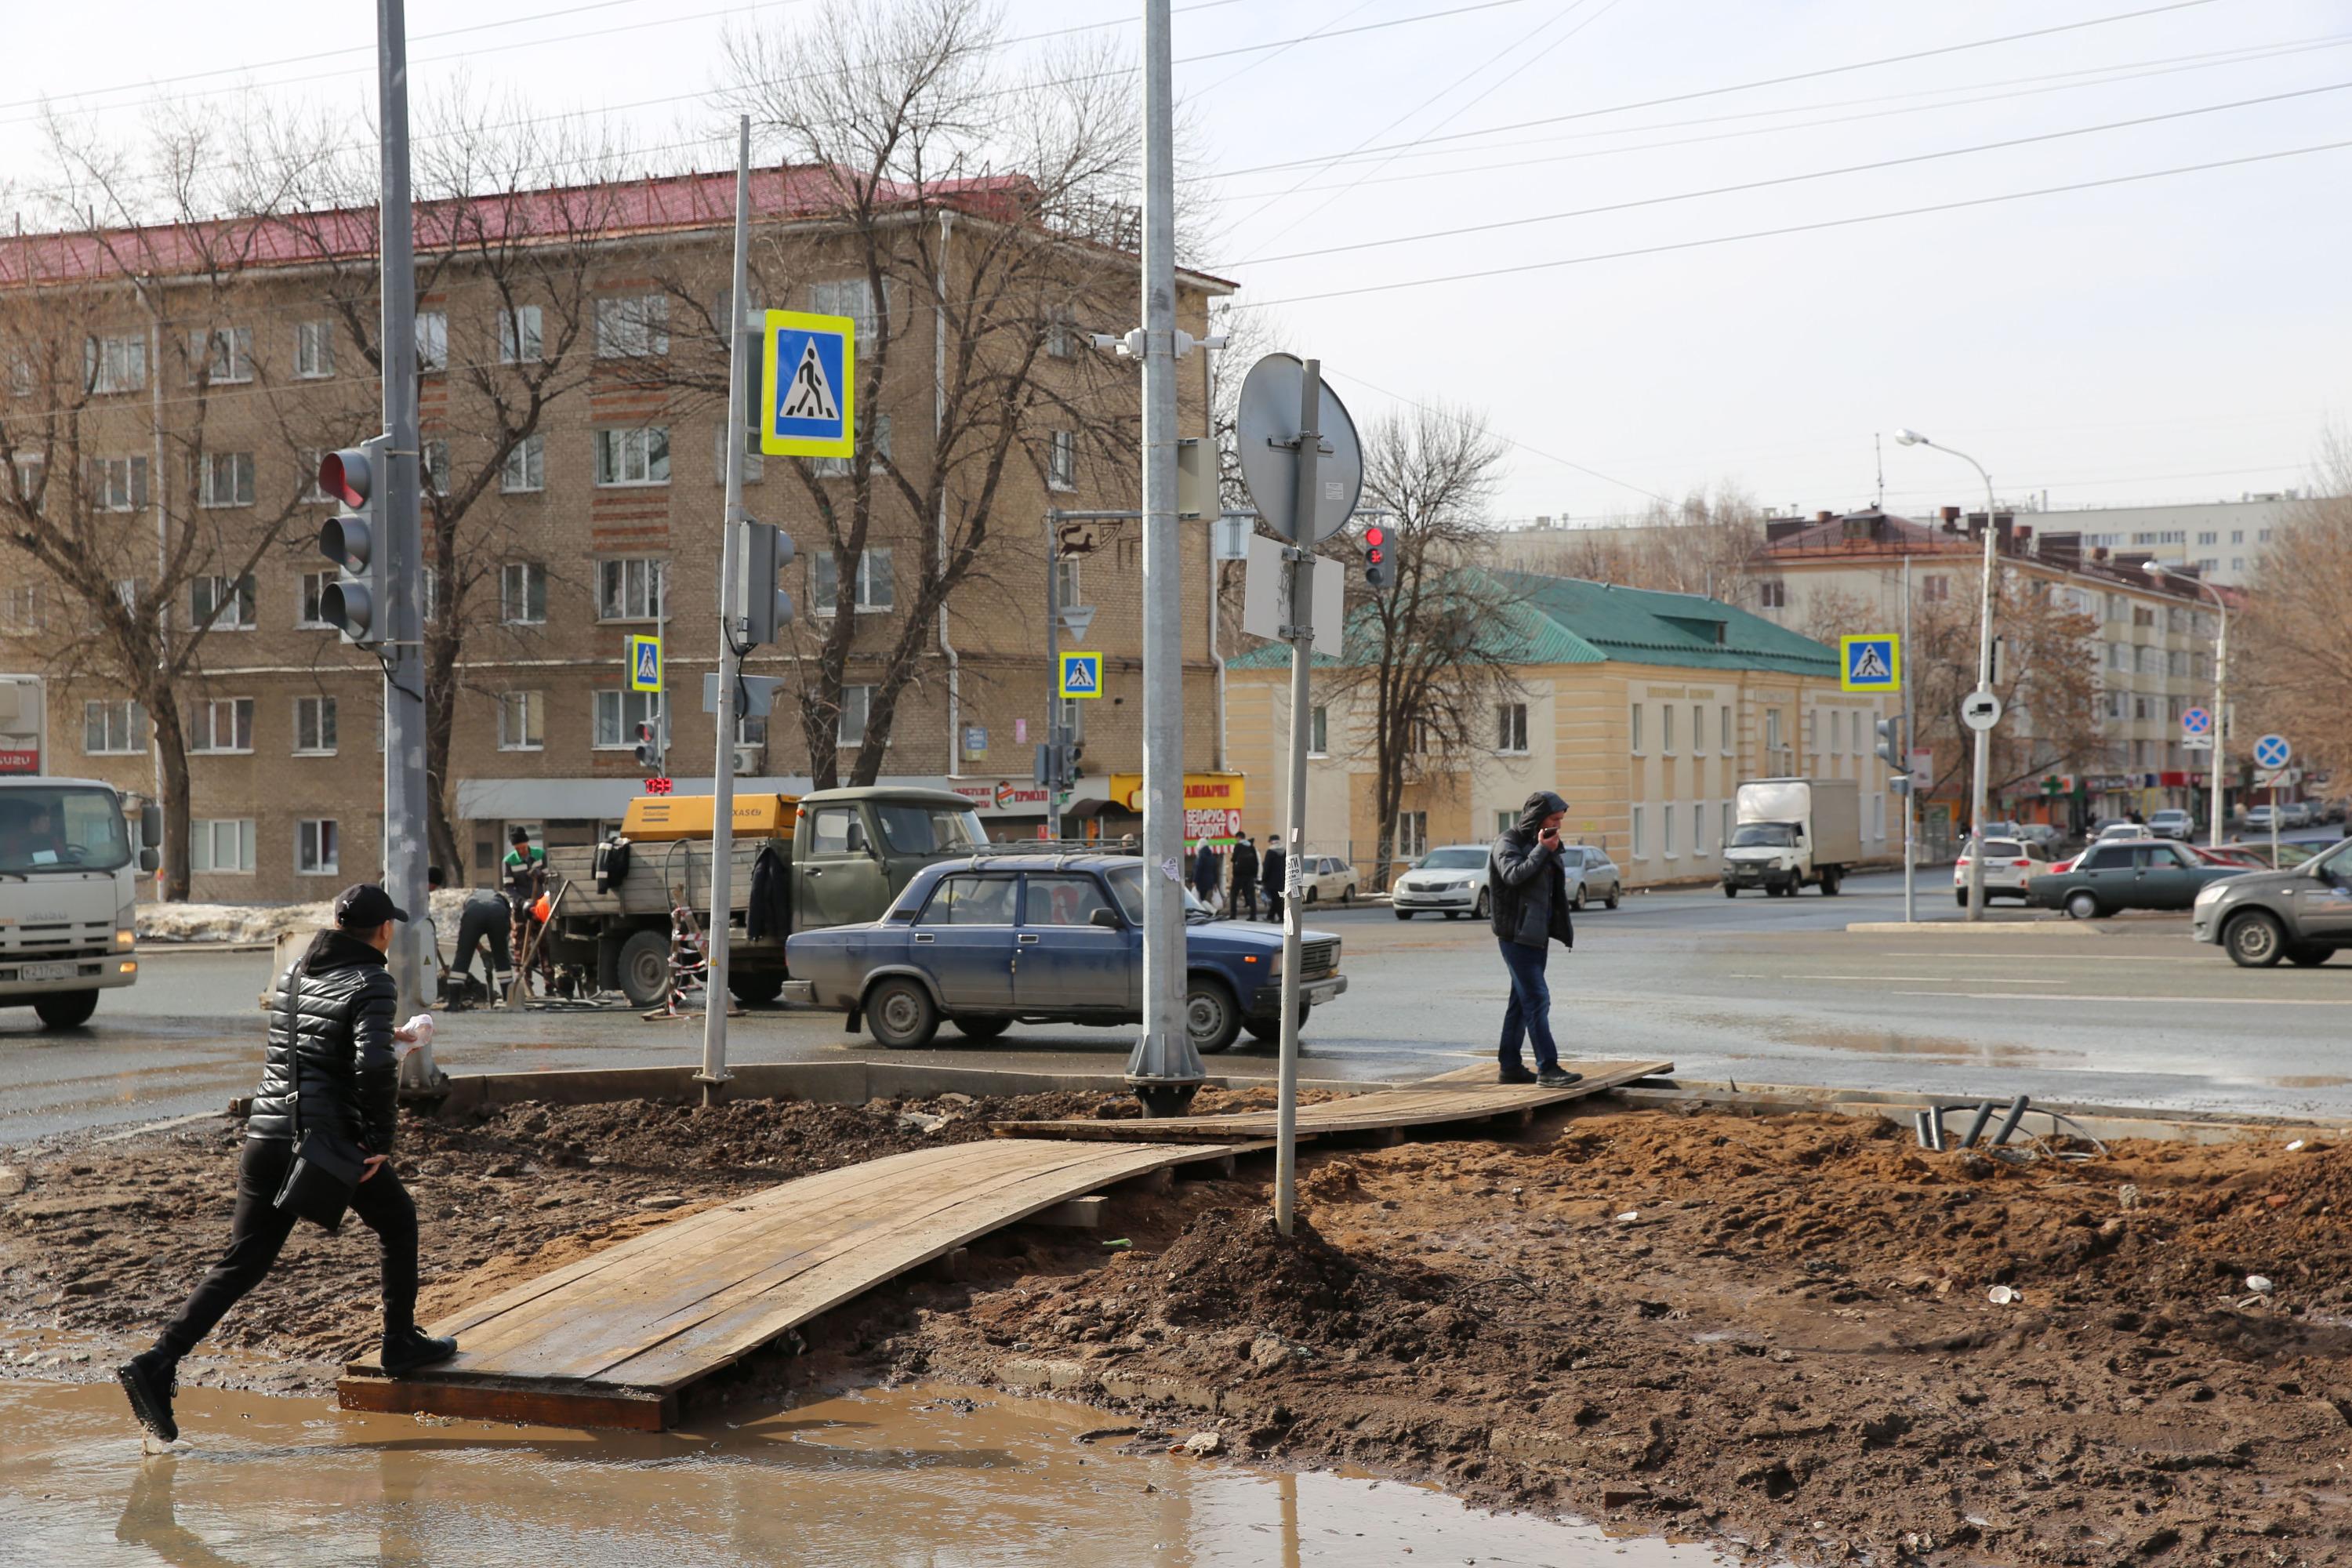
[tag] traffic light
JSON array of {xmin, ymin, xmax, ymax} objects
[
  {"xmin": 734, "ymin": 520, "xmax": 796, "ymax": 647},
  {"xmin": 1361, "ymin": 522, "xmax": 1396, "ymax": 590},
  {"xmin": 316, "ymin": 436, "xmax": 391, "ymax": 648},
  {"xmin": 633, "ymin": 720, "xmax": 662, "ymax": 772},
  {"xmin": 1875, "ymin": 714, "xmax": 1911, "ymax": 797}
]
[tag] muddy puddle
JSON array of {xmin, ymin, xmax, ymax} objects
[{"xmin": 0, "ymin": 1378, "xmax": 1736, "ymax": 1566}]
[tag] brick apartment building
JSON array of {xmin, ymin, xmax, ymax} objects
[{"xmin": 0, "ymin": 165, "xmax": 1232, "ymax": 900}]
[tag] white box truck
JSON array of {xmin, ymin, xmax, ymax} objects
[
  {"xmin": 0, "ymin": 676, "xmax": 158, "ymax": 1026},
  {"xmin": 1722, "ymin": 777, "xmax": 1862, "ymax": 898}
]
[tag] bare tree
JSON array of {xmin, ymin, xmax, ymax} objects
[
  {"xmin": 1335, "ymin": 401, "xmax": 1522, "ymax": 888},
  {"xmin": 2239, "ymin": 434, "xmax": 2352, "ymax": 781},
  {"xmin": 717, "ymin": 0, "xmax": 1146, "ymax": 788}
]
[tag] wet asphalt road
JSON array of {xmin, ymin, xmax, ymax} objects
[{"xmin": 2, "ymin": 867, "xmax": 2347, "ymax": 1146}]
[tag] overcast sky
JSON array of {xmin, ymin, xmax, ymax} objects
[{"xmin": 5, "ymin": 0, "xmax": 2344, "ymax": 521}]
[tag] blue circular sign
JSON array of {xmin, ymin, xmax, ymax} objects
[
  {"xmin": 2253, "ymin": 733, "xmax": 2292, "ymax": 769},
  {"xmin": 2181, "ymin": 707, "xmax": 2212, "ymax": 735}
]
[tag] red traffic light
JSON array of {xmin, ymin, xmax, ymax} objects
[
  {"xmin": 1367, "ymin": 546, "xmax": 1385, "ymax": 564},
  {"xmin": 1363, "ymin": 525, "xmax": 1385, "ymax": 548},
  {"xmin": 319, "ymin": 448, "xmax": 373, "ymax": 509},
  {"xmin": 644, "ymin": 777, "xmax": 673, "ymax": 796}
]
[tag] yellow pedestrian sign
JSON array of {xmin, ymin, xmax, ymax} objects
[
  {"xmin": 1839, "ymin": 634, "xmax": 1900, "ymax": 693},
  {"xmin": 759, "ymin": 310, "xmax": 855, "ymax": 459},
  {"xmin": 627, "ymin": 634, "xmax": 663, "ymax": 693},
  {"xmin": 1058, "ymin": 651, "xmax": 1102, "ymax": 699}
]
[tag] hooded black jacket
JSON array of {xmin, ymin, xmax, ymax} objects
[
  {"xmin": 1489, "ymin": 790, "xmax": 1575, "ymax": 951},
  {"xmin": 245, "ymin": 929, "xmax": 401, "ymax": 1154}
]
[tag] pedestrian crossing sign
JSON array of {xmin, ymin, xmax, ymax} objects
[
  {"xmin": 760, "ymin": 310, "xmax": 855, "ymax": 459},
  {"xmin": 1839, "ymin": 634, "xmax": 1900, "ymax": 693},
  {"xmin": 1058, "ymin": 651, "xmax": 1102, "ymax": 699},
  {"xmin": 626, "ymin": 634, "xmax": 662, "ymax": 693}
]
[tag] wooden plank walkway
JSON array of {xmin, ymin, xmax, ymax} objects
[
  {"xmin": 993, "ymin": 1058, "xmax": 1671, "ymax": 1143},
  {"xmin": 336, "ymin": 1138, "xmax": 1242, "ymax": 1430}
]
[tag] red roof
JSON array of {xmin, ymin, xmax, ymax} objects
[{"xmin": 0, "ymin": 165, "xmax": 1042, "ymax": 289}]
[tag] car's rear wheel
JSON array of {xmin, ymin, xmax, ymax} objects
[
  {"xmin": 2287, "ymin": 945, "xmax": 2334, "ymax": 967},
  {"xmin": 865, "ymin": 976, "xmax": 941, "ymax": 1048},
  {"xmin": 1722, "ymin": 885, "xmax": 1737, "ymax": 898},
  {"xmin": 1304, "ymin": 887, "xmax": 1318, "ymax": 904},
  {"xmin": 1570, "ymin": 884, "xmax": 1587, "ymax": 912},
  {"xmin": 1955, "ymin": 890, "xmax": 1969, "ymax": 909},
  {"xmin": 728, "ymin": 972, "xmax": 785, "ymax": 1006},
  {"xmin": 952, "ymin": 1014, "xmax": 1012, "ymax": 1040},
  {"xmin": 616, "ymin": 929, "xmax": 671, "ymax": 1007},
  {"xmin": 1341, "ymin": 885, "xmax": 1356, "ymax": 905},
  {"xmin": 1242, "ymin": 1002, "xmax": 1307, "ymax": 1046},
  {"xmin": 2064, "ymin": 891, "xmax": 2102, "ymax": 921},
  {"xmin": 2224, "ymin": 910, "xmax": 2286, "ymax": 967},
  {"xmin": 1394, "ymin": 909, "xmax": 1413, "ymax": 920},
  {"xmin": 1605, "ymin": 881, "xmax": 1621, "ymax": 909},
  {"xmin": 1820, "ymin": 869, "xmax": 1842, "ymax": 896},
  {"xmin": 1473, "ymin": 889, "xmax": 1491, "ymax": 920},
  {"xmin": 33, "ymin": 990, "xmax": 98, "ymax": 1029},
  {"xmin": 1185, "ymin": 978, "xmax": 1243, "ymax": 1054}
]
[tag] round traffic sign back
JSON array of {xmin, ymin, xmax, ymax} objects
[
  {"xmin": 1233, "ymin": 354, "xmax": 1365, "ymax": 546},
  {"xmin": 2253, "ymin": 733, "xmax": 2291, "ymax": 769}
]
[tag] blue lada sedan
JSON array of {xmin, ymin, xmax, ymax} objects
[{"xmin": 781, "ymin": 851, "xmax": 1346, "ymax": 1053}]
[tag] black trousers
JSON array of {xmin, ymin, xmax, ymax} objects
[
  {"xmin": 452, "ymin": 902, "xmax": 511, "ymax": 984},
  {"xmin": 1264, "ymin": 887, "xmax": 1284, "ymax": 924},
  {"xmin": 157, "ymin": 1137, "xmax": 419, "ymax": 1359}
]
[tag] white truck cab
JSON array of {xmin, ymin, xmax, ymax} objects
[{"xmin": 0, "ymin": 775, "xmax": 157, "ymax": 1026}]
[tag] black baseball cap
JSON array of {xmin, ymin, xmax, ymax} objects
[{"xmin": 334, "ymin": 884, "xmax": 411, "ymax": 928}]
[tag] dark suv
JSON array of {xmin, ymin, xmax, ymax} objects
[
  {"xmin": 781, "ymin": 852, "xmax": 1346, "ymax": 1052},
  {"xmin": 2192, "ymin": 837, "xmax": 2352, "ymax": 967}
]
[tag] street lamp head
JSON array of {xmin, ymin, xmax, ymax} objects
[
  {"xmin": 2141, "ymin": 559, "xmax": 2168, "ymax": 578},
  {"xmin": 1893, "ymin": 428, "xmax": 1928, "ymax": 447}
]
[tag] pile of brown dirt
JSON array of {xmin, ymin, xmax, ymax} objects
[{"xmin": 873, "ymin": 1107, "xmax": 2352, "ymax": 1566}]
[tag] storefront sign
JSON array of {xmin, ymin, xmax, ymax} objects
[{"xmin": 1108, "ymin": 772, "xmax": 1247, "ymax": 845}]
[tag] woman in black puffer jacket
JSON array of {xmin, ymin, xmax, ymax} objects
[{"xmin": 118, "ymin": 884, "xmax": 456, "ymax": 1445}]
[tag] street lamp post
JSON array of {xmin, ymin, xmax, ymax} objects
[
  {"xmin": 2145, "ymin": 561, "xmax": 2229, "ymax": 848},
  {"xmin": 1893, "ymin": 428, "xmax": 1999, "ymax": 923}
]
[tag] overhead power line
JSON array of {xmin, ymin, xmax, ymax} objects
[
  {"xmin": 1226, "ymin": 137, "xmax": 2352, "ymax": 309},
  {"xmin": 1314, "ymin": 365, "xmax": 1673, "ymax": 503},
  {"xmin": 1231, "ymin": 80, "xmax": 2352, "ymax": 267}
]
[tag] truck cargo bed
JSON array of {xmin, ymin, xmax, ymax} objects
[{"xmin": 548, "ymin": 839, "xmax": 784, "ymax": 920}]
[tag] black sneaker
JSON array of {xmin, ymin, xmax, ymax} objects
[
  {"xmin": 381, "ymin": 1327, "xmax": 459, "ymax": 1377},
  {"xmin": 1537, "ymin": 1067, "xmax": 1584, "ymax": 1089},
  {"xmin": 1497, "ymin": 1065, "xmax": 1538, "ymax": 1085},
  {"xmin": 118, "ymin": 1351, "xmax": 180, "ymax": 1444}
]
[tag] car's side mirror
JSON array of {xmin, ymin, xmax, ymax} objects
[
  {"xmin": 1090, "ymin": 907, "xmax": 1123, "ymax": 930},
  {"xmin": 140, "ymin": 804, "xmax": 163, "ymax": 845},
  {"xmin": 137, "ymin": 847, "xmax": 159, "ymax": 873}
]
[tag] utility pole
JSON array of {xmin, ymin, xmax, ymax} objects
[
  {"xmin": 1123, "ymin": 0, "xmax": 1204, "ymax": 1116},
  {"xmin": 377, "ymin": 0, "xmax": 434, "ymax": 1086},
  {"xmin": 1045, "ymin": 517, "xmax": 1062, "ymax": 842},
  {"xmin": 699, "ymin": 117, "xmax": 753, "ymax": 1104},
  {"xmin": 1901, "ymin": 554, "xmax": 1915, "ymax": 924}
]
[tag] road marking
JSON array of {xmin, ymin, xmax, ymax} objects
[
  {"xmin": 1882, "ymin": 951, "xmax": 2194, "ymax": 963},
  {"xmin": 1730, "ymin": 972, "xmax": 2068, "ymax": 984},
  {"xmin": 1893, "ymin": 990, "xmax": 2352, "ymax": 1006}
]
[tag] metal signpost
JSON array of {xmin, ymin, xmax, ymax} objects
[
  {"xmin": 1231, "ymin": 352, "xmax": 1363, "ymax": 1237},
  {"xmin": 2255, "ymin": 734, "xmax": 2292, "ymax": 866},
  {"xmin": 1846, "ymin": 631, "xmax": 1907, "ymax": 922}
]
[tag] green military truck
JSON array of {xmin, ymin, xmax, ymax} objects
[{"xmin": 538, "ymin": 786, "xmax": 989, "ymax": 1007}]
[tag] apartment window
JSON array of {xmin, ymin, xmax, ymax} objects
[
  {"xmin": 198, "ymin": 452, "xmax": 255, "ymax": 509},
  {"xmin": 837, "ymin": 684, "xmax": 874, "ymax": 746},
  {"xmin": 1497, "ymin": 702, "xmax": 1527, "ymax": 753},
  {"xmin": 421, "ymin": 439, "xmax": 450, "ymax": 497},
  {"xmin": 502, "ymin": 433, "xmax": 543, "ymax": 493},
  {"xmin": 83, "ymin": 699, "xmax": 147, "ymax": 755},
  {"xmin": 296, "ymin": 819, "xmax": 340, "ymax": 877},
  {"xmin": 1054, "ymin": 557, "xmax": 1081, "ymax": 609},
  {"xmin": 191, "ymin": 574, "xmax": 256, "ymax": 631},
  {"xmin": 85, "ymin": 335, "xmax": 147, "ymax": 394},
  {"xmin": 595, "ymin": 294, "xmax": 669, "ymax": 358},
  {"xmin": 2132, "ymin": 605, "xmax": 2154, "ymax": 629},
  {"xmin": 295, "ymin": 320, "xmax": 335, "ymax": 379},
  {"xmin": 497, "ymin": 304, "xmax": 543, "ymax": 364},
  {"xmin": 1631, "ymin": 805, "xmax": 1647, "ymax": 860},
  {"xmin": 1395, "ymin": 811, "xmax": 1427, "ymax": 859},
  {"xmin": 2196, "ymin": 531, "xmax": 2217, "ymax": 546},
  {"xmin": 296, "ymin": 572, "xmax": 334, "ymax": 628},
  {"xmin": 1758, "ymin": 579, "xmax": 1786, "ymax": 608},
  {"xmin": 812, "ymin": 548, "xmax": 895, "ymax": 614},
  {"xmin": 1692, "ymin": 704, "xmax": 1704, "ymax": 753},
  {"xmin": 415, "ymin": 311, "xmax": 448, "ymax": 372},
  {"xmin": 191, "ymin": 818, "xmax": 255, "ymax": 874},
  {"xmin": 1495, "ymin": 809, "xmax": 1515, "ymax": 838},
  {"xmin": 737, "ymin": 711, "xmax": 769, "ymax": 749},
  {"xmin": 187, "ymin": 327, "xmax": 252, "ymax": 385},
  {"xmin": 2230, "ymin": 557, "xmax": 2245, "ymax": 572},
  {"xmin": 11, "ymin": 453, "xmax": 44, "ymax": 509},
  {"xmin": 2259, "ymin": 528, "xmax": 2272, "ymax": 543},
  {"xmin": 808, "ymin": 278, "xmax": 884, "ymax": 342},
  {"xmin": 1693, "ymin": 802, "xmax": 1706, "ymax": 856},
  {"xmin": 2194, "ymin": 557, "xmax": 2219, "ymax": 575},
  {"xmin": 1664, "ymin": 804, "xmax": 1677, "ymax": 858},
  {"xmin": 593, "ymin": 689, "xmax": 662, "ymax": 750},
  {"xmin": 1720, "ymin": 705, "xmax": 1733, "ymax": 755},
  {"xmin": 1661, "ymin": 704, "xmax": 1675, "ymax": 755},
  {"xmin": 1309, "ymin": 704, "xmax": 1328, "ymax": 756},
  {"xmin": 1721, "ymin": 800, "xmax": 1733, "ymax": 848},
  {"xmin": 93, "ymin": 456, "xmax": 148, "ymax": 512},
  {"xmin": 1766, "ymin": 708, "xmax": 1784, "ymax": 755},
  {"xmin": 189, "ymin": 697, "xmax": 255, "ymax": 753},
  {"xmin": 597, "ymin": 557, "xmax": 667, "ymax": 621},
  {"xmin": 5, "ymin": 352, "xmax": 33, "ymax": 398},
  {"xmin": 1046, "ymin": 305, "xmax": 1076, "ymax": 358},
  {"xmin": 1829, "ymin": 710, "xmax": 1843, "ymax": 755},
  {"xmin": 2138, "ymin": 647, "xmax": 2162, "ymax": 677},
  {"xmin": 422, "ymin": 568, "xmax": 440, "ymax": 625},
  {"xmin": 497, "ymin": 691, "xmax": 545, "ymax": 752},
  {"xmin": 1872, "ymin": 794, "xmax": 1886, "ymax": 840},
  {"xmin": 293, "ymin": 695, "xmax": 337, "ymax": 756},
  {"xmin": 2230, "ymin": 529, "xmax": 2244, "ymax": 545},
  {"xmin": 0, "ymin": 585, "xmax": 42, "ymax": 635},
  {"xmin": 1630, "ymin": 703, "xmax": 1644, "ymax": 755},
  {"xmin": 811, "ymin": 412, "xmax": 891, "ymax": 479},
  {"xmin": 500, "ymin": 562, "xmax": 547, "ymax": 625},
  {"xmin": 595, "ymin": 426, "xmax": 670, "ymax": 486},
  {"xmin": 1047, "ymin": 430, "xmax": 1076, "ymax": 492},
  {"xmin": 298, "ymin": 450, "xmax": 333, "ymax": 503}
]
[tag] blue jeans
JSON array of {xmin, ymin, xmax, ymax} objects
[{"xmin": 1497, "ymin": 938, "xmax": 1558, "ymax": 1073}]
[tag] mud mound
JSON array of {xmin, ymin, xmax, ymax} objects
[{"xmin": 1150, "ymin": 1207, "xmax": 1425, "ymax": 1343}]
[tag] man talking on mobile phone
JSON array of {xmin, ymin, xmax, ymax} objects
[{"xmin": 1487, "ymin": 792, "xmax": 1584, "ymax": 1088}]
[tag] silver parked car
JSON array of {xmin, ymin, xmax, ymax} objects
[
  {"xmin": 1297, "ymin": 855, "xmax": 1359, "ymax": 905},
  {"xmin": 1559, "ymin": 844, "xmax": 1624, "ymax": 910},
  {"xmin": 1392, "ymin": 846, "xmax": 1490, "ymax": 920}
]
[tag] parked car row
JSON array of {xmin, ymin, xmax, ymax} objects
[{"xmin": 1390, "ymin": 844, "xmax": 1625, "ymax": 920}]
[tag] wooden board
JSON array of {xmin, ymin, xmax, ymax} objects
[
  {"xmin": 993, "ymin": 1058, "xmax": 1671, "ymax": 1142},
  {"xmin": 336, "ymin": 1138, "xmax": 1243, "ymax": 1429}
]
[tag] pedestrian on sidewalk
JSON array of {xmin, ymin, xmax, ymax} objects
[
  {"xmin": 117, "ymin": 885, "xmax": 456, "ymax": 1445},
  {"xmin": 1261, "ymin": 834, "xmax": 1287, "ymax": 925},
  {"xmin": 1489, "ymin": 791, "xmax": 1585, "ymax": 1089},
  {"xmin": 1229, "ymin": 835, "xmax": 1261, "ymax": 920},
  {"xmin": 1192, "ymin": 840, "xmax": 1221, "ymax": 910}
]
